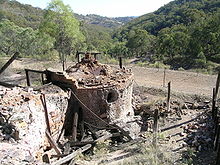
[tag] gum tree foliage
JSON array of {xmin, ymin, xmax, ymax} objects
[
  {"xmin": 40, "ymin": 0, "xmax": 85, "ymax": 66},
  {"xmin": 126, "ymin": 29, "xmax": 156, "ymax": 57},
  {"xmin": 110, "ymin": 42, "xmax": 128, "ymax": 58},
  {"xmin": 0, "ymin": 19, "xmax": 54, "ymax": 56}
]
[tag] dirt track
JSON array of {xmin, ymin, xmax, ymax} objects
[{"xmin": 131, "ymin": 66, "xmax": 217, "ymax": 97}]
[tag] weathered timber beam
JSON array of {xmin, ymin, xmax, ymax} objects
[
  {"xmin": 51, "ymin": 144, "xmax": 92, "ymax": 165},
  {"xmin": 24, "ymin": 69, "xmax": 45, "ymax": 74},
  {"xmin": 0, "ymin": 52, "xmax": 19, "ymax": 75},
  {"xmin": 45, "ymin": 130, "xmax": 61, "ymax": 156},
  {"xmin": 40, "ymin": 94, "xmax": 52, "ymax": 135}
]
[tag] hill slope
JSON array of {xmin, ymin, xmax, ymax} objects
[
  {"xmin": 114, "ymin": 0, "xmax": 220, "ymax": 37},
  {"xmin": 75, "ymin": 14, "xmax": 135, "ymax": 28},
  {"xmin": 0, "ymin": 0, "xmax": 135, "ymax": 29},
  {"xmin": 113, "ymin": 0, "xmax": 220, "ymax": 70}
]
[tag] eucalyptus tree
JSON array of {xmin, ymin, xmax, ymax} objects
[
  {"xmin": 0, "ymin": 19, "xmax": 54, "ymax": 57},
  {"xmin": 40, "ymin": 0, "xmax": 85, "ymax": 70}
]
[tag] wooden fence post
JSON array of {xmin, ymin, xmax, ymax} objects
[
  {"xmin": 167, "ymin": 81, "xmax": 171, "ymax": 112},
  {"xmin": 119, "ymin": 57, "xmax": 122, "ymax": 69},
  {"xmin": 25, "ymin": 69, "xmax": 31, "ymax": 86}
]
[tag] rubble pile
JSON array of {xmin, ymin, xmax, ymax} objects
[
  {"xmin": 0, "ymin": 85, "xmax": 68, "ymax": 164},
  {"xmin": 65, "ymin": 56, "xmax": 132, "ymax": 88},
  {"xmin": 182, "ymin": 113, "xmax": 214, "ymax": 151},
  {"xmin": 46, "ymin": 54, "xmax": 139, "ymax": 135}
]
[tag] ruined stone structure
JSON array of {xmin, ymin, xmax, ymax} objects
[{"xmin": 46, "ymin": 54, "xmax": 135, "ymax": 128}]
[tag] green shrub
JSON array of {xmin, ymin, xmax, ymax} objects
[
  {"xmin": 149, "ymin": 61, "xmax": 170, "ymax": 69},
  {"xmin": 178, "ymin": 67, "xmax": 185, "ymax": 71},
  {"xmin": 136, "ymin": 61, "xmax": 149, "ymax": 67},
  {"xmin": 210, "ymin": 54, "xmax": 220, "ymax": 63},
  {"xmin": 98, "ymin": 54, "xmax": 118, "ymax": 65},
  {"xmin": 193, "ymin": 59, "xmax": 207, "ymax": 68}
]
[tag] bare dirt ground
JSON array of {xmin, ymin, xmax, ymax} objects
[
  {"xmin": 0, "ymin": 58, "xmax": 217, "ymax": 97},
  {"xmin": 131, "ymin": 66, "xmax": 217, "ymax": 97}
]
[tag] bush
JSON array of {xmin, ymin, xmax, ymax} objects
[
  {"xmin": 149, "ymin": 61, "xmax": 170, "ymax": 69},
  {"xmin": 98, "ymin": 54, "xmax": 118, "ymax": 65},
  {"xmin": 178, "ymin": 67, "xmax": 185, "ymax": 71},
  {"xmin": 210, "ymin": 54, "xmax": 220, "ymax": 63},
  {"xmin": 193, "ymin": 58, "xmax": 207, "ymax": 68},
  {"xmin": 136, "ymin": 61, "xmax": 149, "ymax": 67}
]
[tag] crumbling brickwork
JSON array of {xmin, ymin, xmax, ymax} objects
[{"xmin": 46, "ymin": 54, "xmax": 134, "ymax": 127}]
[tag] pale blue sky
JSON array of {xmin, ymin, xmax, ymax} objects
[{"xmin": 16, "ymin": 0, "xmax": 173, "ymax": 17}]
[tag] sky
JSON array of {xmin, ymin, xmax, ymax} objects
[{"xmin": 15, "ymin": 0, "xmax": 173, "ymax": 17}]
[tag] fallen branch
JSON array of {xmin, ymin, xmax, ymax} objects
[{"xmin": 51, "ymin": 144, "xmax": 92, "ymax": 165}]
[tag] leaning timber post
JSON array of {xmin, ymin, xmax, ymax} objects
[
  {"xmin": 215, "ymin": 71, "xmax": 220, "ymax": 100},
  {"xmin": 40, "ymin": 94, "xmax": 52, "ymax": 135},
  {"xmin": 167, "ymin": 81, "xmax": 171, "ymax": 112},
  {"xmin": 25, "ymin": 69, "xmax": 31, "ymax": 86},
  {"xmin": 72, "ymin": 103, "xmax": 79, "ymax": 142},
  {"xmin": 119, "ymin": 57, "xmax": 122, "ymax": 69},
  {"xmin": 213, "ymin": 88, "xmax": 216, "ymax": 119},
  {"xmin": 0, "ymin": 52, "xmax": 19, "ymax": 75},
  {"xmin": 45, "ymin": 130, "xmax": 61, "ymax": 156},
  {"xmin": 217, "ymin": 144, "xmax": 220, "ymax": 165},
  {"xmin": 214, "ymin": 122, "xmax": 220, "ymax": 151},
  {"xmin": 214, "ymin": 107, "xmax": 219, "ymax": 124}
]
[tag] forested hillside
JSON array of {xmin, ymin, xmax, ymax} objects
[
  {"xmin": 0, "ymin": 0, "xmax": 220, "ymax": 72},
  {"xmin": 0, "ymin": 0, "xmax": 133, "ymax": 29},
  {"xmin": 75, "ymin": 14, "xmax": 135, "ymax": 28},
  {"xmin": 114, "ymin": 0, "xmax": 220, "ymax": 70},
  {"xmin": 0, "ymin": 0, "xmax": 117, "ymax": 60}
]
